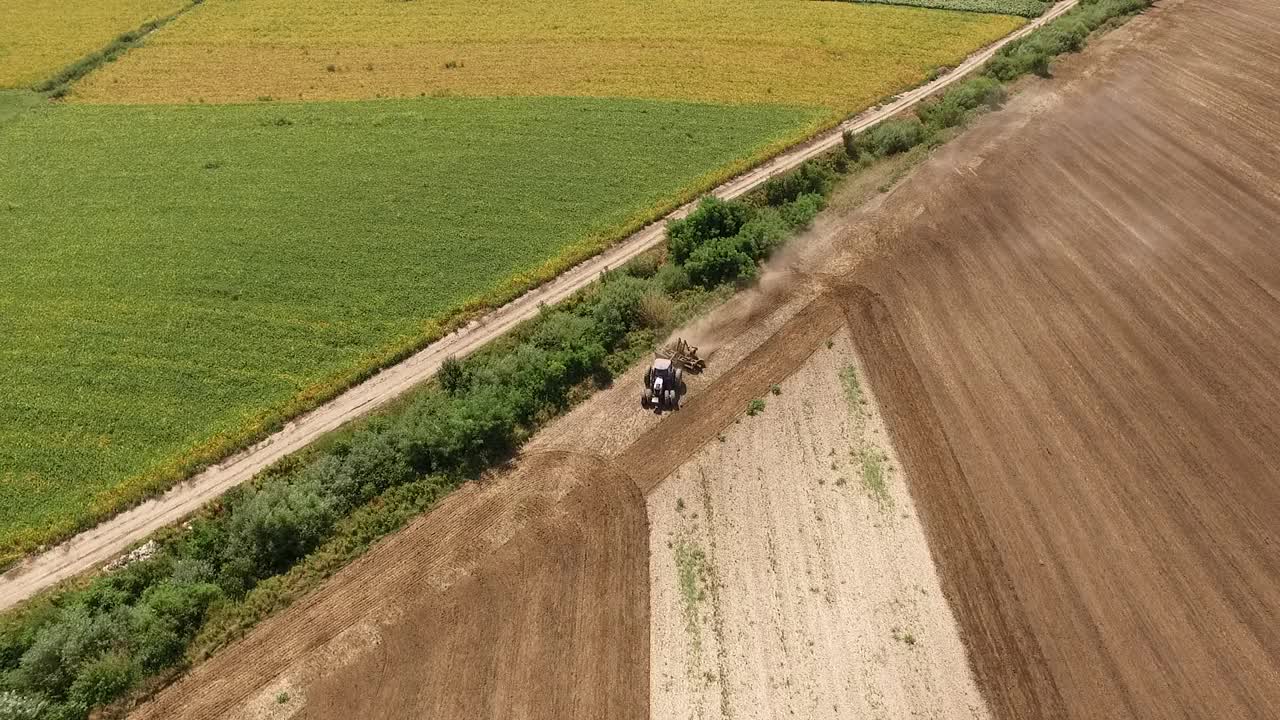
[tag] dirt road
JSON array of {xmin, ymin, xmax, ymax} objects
[
  {"xmin": 0, "ymin": 0, "xmax": 1079, "ymax": 610},
  {"xmin": 843, "ymin": 0, "xmax": 1280, "ymax": 716}
]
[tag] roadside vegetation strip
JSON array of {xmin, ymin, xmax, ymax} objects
[
  {"xmin": 838, "ymin": 0, "xmax": 1051, "ymax": 18},
  {"xmin": 70, "ymin": 0, "xmax": 1024, "ymax": 106},
  {"xmin": 0, "ymin": 96, "xmax": 821, "ymax": 566},
  {"xmin": 0, "ymin": 0, "xmax": 190, "ymax": 90},
  {"xmin": 0, "ymin": 162, "xmax": 837, "ymax": 720},
  {"xmin": 0, "ymin": 0, "xmax": 1089, "ymax": 610}
]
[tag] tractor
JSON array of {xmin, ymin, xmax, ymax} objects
[{"xmin": 642, "ymin": 339, "xmax": 705, "ymax": 412}]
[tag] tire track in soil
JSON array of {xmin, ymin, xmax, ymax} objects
[
  {"xmin": 841, "ymin": 286, "xmax": 1068, "ymax": 720},
  {"xmin": 621, "ymin": 294, "xmax": 845, "ymax": 494}
]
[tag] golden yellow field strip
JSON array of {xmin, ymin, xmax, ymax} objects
[
  {"xmin": 0, "ymin": 0, "xmax": 188, "ymax": 88},
  {"xmin": 72, "ymin": 0, "xmax": 1024, "ymax": 110}
]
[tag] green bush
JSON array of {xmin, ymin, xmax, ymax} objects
[
  {"xmin": 779, "ymin": 193, "xmax": 824, "ymax": 229},
  {"xmin": 17, "ymin": 607, "xmax": 125, "ymax": 698},
  {"xmin": 66, "ymin": 653, "xmax": 138, "ymax": 711},
  {"xmin": 763, "ymin": 163, "xmax": 834, "ymax": 206},
  {"xmin": 666, "ymin": 197, "xmax": 753, "ymax": 264},
  {"xmin": 733, "ymin": 210, "xmax": 790, "ymax": 261},
  {"xmin": 636, "ymin": 289, "xmax": 675, "ymax": 330},
  {"xmin": 225, "ymin": 477, "xmax": 340, "ymax": 578},
  {"xmin": 621, "ymin": 251, "xmax": 662, "ymax": 278},
  {"xmin": 654, "ymin": 263, "xmax": 691, "ymax": 295},
  {"xmin": 684, "ymin": 237, "xmax": 757, "ymax": 288},
  {"xmin": 842, "ymin": 130, "xmax": 861, "ymax": 161},
  {"xmin": 588, "ymin": 274, "xmax": 655, "ymax": 345},
  {"xmin": 856, "ymin": 118, "xmax": 929, "ymax": 157},
  {"xmin": 0, "ymin": 691, "xmax": 47, "ymax": 720},
  {"xmin": 437, "ymin": 356, "xmax": 469, "ymax": 395},
  {"xmin": 334, "ymin": 427, "xmax": 414, "ymax": 503},
  {"xmin": 918, "ymin": 76, "xmax": 1006, "ymax": 130}
]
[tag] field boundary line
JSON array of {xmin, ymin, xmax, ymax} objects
[
  {"xmin": 33, "ymin": 0, "xmax": 204, "ymax": 96},
  {"xmin": 0, "ymin": 0, "xmax": 1078, "ymax": 611}
]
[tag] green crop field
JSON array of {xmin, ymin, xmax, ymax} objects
[{"xmin": 0, "ymin": 96, "xmax": 822, "ymax": 560}]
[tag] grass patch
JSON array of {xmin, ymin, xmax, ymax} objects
[
  {"xmin": 0, "ymin": 95, "xmax": 821, "ymax": 563},
  {"xmin": 0, "ymin": 91, "xmax": 40, "ymax": 127},
  {"xmin": 837, "ymin": 0, "xmax": 1049, "ymax": 18},
  {"xmin": 675, "ymin": 539, "xmax": 711, "ymax": 640},
  {"xmin": 71, "ymin": 0, "xmax": 1025, "ymax": 107},
  {"xmin": 839, "ymin": 365, "xmax": 864, "ymax": 408},
  {"xmin": 859, "ymin": 448, "xmax": 893, "ymax": 510}
]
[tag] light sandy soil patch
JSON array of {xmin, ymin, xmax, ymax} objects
[{"xmin": 648, "ymin": 328, "xmax": 988, "ymax": 720}]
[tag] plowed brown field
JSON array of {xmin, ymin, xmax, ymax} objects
[
  {"xmin": 842, "ymin": 0, "xmax": 1280, "ymax": 717},
  {"xmin": 130, "ymin": 451, "xmax": 650, "ymax": 720}
]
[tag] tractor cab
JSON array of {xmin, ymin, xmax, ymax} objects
[{"xmin": 642, "ymin": 339, "xmax": 704, "ymax": 412}]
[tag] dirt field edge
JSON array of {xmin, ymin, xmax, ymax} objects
[{"xmin": 841, "ymin": 285, "xmax": 1069, "ymax": 720}]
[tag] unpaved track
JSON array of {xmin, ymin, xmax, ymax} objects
[
  {"xmin": 842, "ymin": 0, "xmax": 1280, "ymax": 716},
  {"xmin": 0, "ymin": 0, "xmax": 1080, "ymax": 609}
]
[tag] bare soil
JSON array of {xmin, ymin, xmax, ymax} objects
[
  {"xmin": 647, "ymin": 328, "xmax": 989, "ymax": 720},
  {"xmin": 841, "ymin": 0, "xmax": 1280, "ymax": 717},
  {"xmin": 130, "ymin": 451, "xmax": 649, "ymax": 720}
]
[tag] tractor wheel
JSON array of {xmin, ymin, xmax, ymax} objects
[
  {"xmin": 666, "ymin": 389, "xmax": 677, "ymax": 409},
  {"xmin": 644, "ymin": 368, "xmax": 652, "ymax": 386},
  {"xmin": 642, "ymin": 388, "xmax": 653, "ymax": 408}
]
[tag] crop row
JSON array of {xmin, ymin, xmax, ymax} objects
[{"xmin": 840, "ymin": 0, "xmax": 1051, "ymax": 19}]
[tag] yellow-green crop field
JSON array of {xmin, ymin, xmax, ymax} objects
[
  {"xmin": 0, "ymin": 0, "xmax": 187, "ymax": 88},
  {"xmin": 73, "ymin": 0, "xmax": 1023, "ymax": 111}
]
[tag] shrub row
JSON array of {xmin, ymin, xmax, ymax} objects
[
  {"xmin": 669, "ymin": 164, "xmax": 832, "ymax": 288},
  {"xmin": 842, "ymin": 0, "xmax": 1150, "ymax": 164},
  {"xmin": 987, "ymin": 0, "xmax": 1152, "ymax": 80},
  {"xmin": 0, "ymin": 163, "xmax": 831, "ymax": 719}
]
